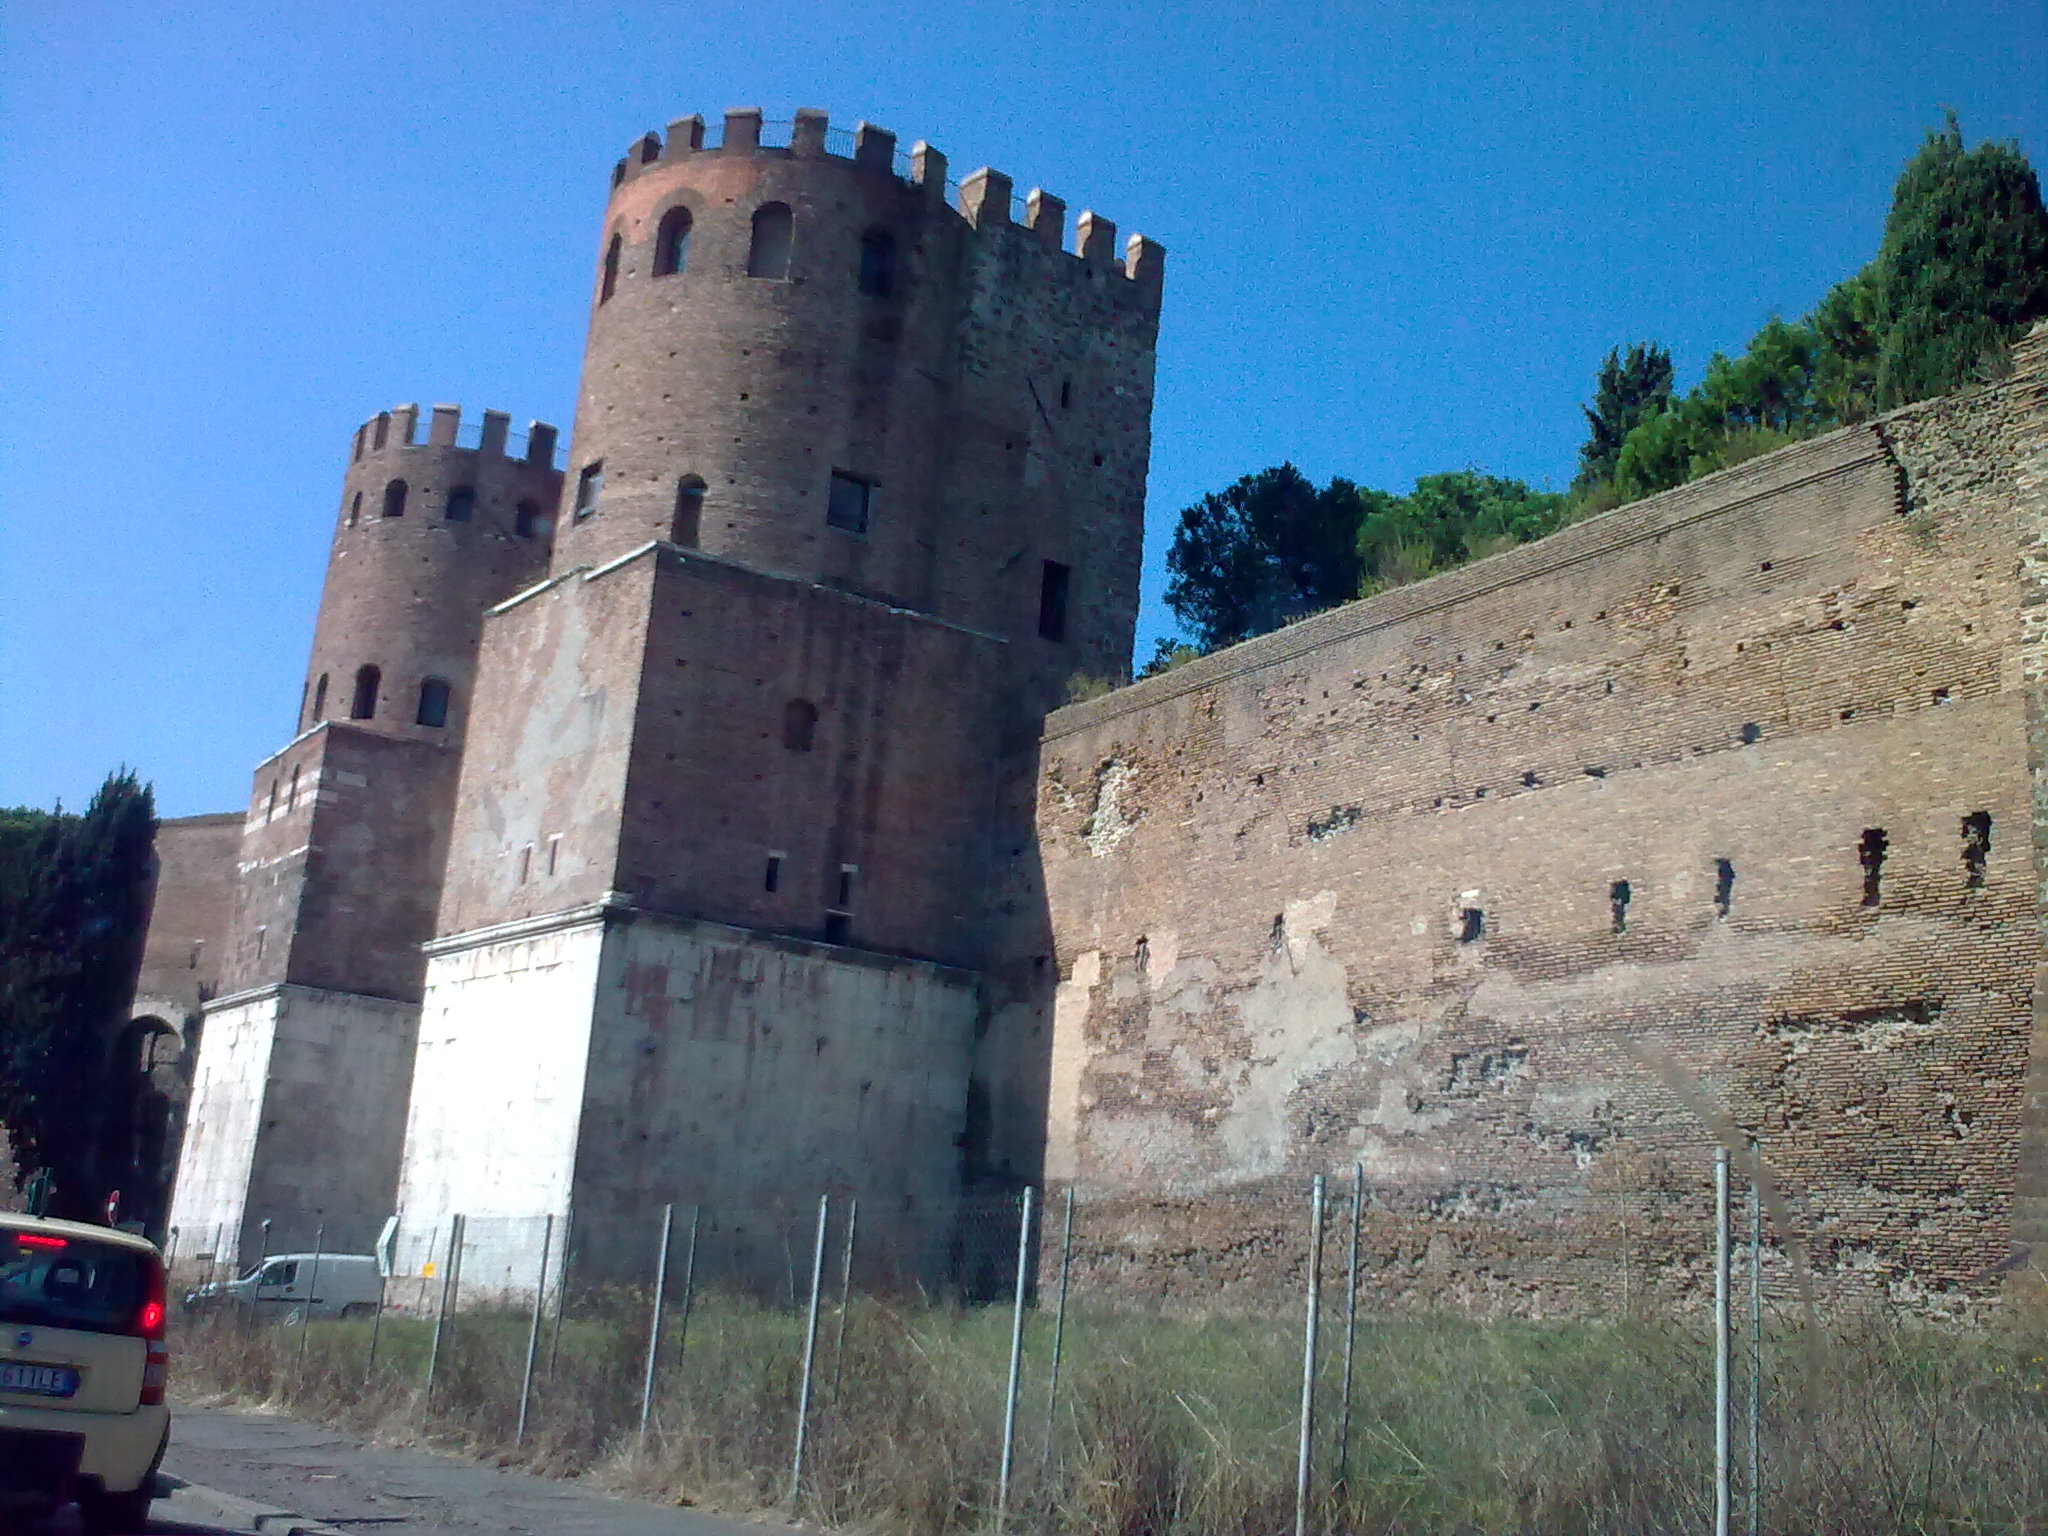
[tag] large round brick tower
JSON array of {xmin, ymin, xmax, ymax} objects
[
  {"xmin": 302, "ymin": 404, "xmax": 561, "ymax": 742},
  {"xmin": 549, "ymin": 106, "xmax": 1160, "ymax": 667}
]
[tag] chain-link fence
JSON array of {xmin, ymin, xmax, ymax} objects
[{"xmin": 167, "ymin": 1155, "xmax": 2048, "ymax": 1535}]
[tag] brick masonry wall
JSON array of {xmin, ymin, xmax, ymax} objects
[{"xmin": 1032, "ymin": 347, "xmax": 2048, "ymax": 1313}]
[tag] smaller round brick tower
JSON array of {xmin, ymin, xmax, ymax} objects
[{"xmin": 302, "ymin": 404, "xmax": 561, "ymax": 743}]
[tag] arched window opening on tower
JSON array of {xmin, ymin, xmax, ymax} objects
[
  {"xmin": 784, "ymin": 699, "xmax": 818, "ymax": 752},
  {"xmin": 599, "ymin": 232, "xmax": 623, "ymax": 302},
  {"xmin": 654, "ymin": 206, "xmax": 693, "ymax": 277},
  {"xmin": 350, "ymin": 665, "xmax": 381, "ymax": 721},
  {"xmin": 858, "ymin": 228, "xmax": 896, "ymax": 297},
  {"xmin": 748, "ymin": 202, "xmax": 793, "ymax": 279},
  {"xmin": 826, "ymin": 471, "xmax": 871, "ymax": 534},
  {"xmin": 310, "ymin": 673, "xmax": 328, "ymax": 725},
  {"xmin": 1038, "ymin": 560, "xmax": 1072, "ymax": 642},
  {"xmin": 287, "ymin": 765, "xmax": 301, "ymax": 814},
  {"xmin": 346, "ymin": 492, "xmax": 362, "ymax": 527},
  {"xmin": 416, "ymin": 677, "xmax": 452, "ymax": 729},
  {"xmin": 515, "ymin": 500, "xmax": 544, "ymax": 539},
  {"xmin": 382, "ymin": 479, "xmax": 408, "ymax": 519},
  {"xmin": 444, "ymin": 486, "xmax": 475, "ymax": 522},
  {"xmin": 573, "ymin": 462, "xmax": 603, "ymax": 521},
  {"xmin": 672, "ymin": 476, "xmax": 706, "ymax": 546}
]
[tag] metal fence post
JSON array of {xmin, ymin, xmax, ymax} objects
[
  {"xmin": 640, "ymin": 1202, "xmax": 674, "ymax": 1446},
  {"xmin": 545, "ymin": 1205, "xmax": 573, "ymax": 1381},
  {"xmin": 424, "ymin": 1213, "xmax": 462, "ymax": 1400},
  {"xmin": 516, "ymin": 1214, "xmax": 554, "ymax": 1447},
  {"xmin": 1334, "ymin": 1163, "xmax": 1362, "ymax": 1502},
  {"xmin": 1714, "ymin": 1149, "xmax": 1732, "ymax": 1536},
  {"xmin": 1040, "ymin": 1186, "xmax": 1074, "ymax": 1473},
  {"xmin": 830, "ymin": 1196, "xmax": 858, "ymax": 1396},
  {"xmin": 674, "ymin": 1205, "xmax": 700, "ymax": 1367},
  {"xmin": 996, "ymin": 1186, "xmax": 1036, "ymax": 1534},
  {"xmin": 1748, "ymin": 1145, "xmax": 1763, "ymax": 1536},
  {"xmin": 295, "ymin": 1224, "xmax": 324, "ymax": 1374},
  {"xmin": 1296, "ymin": 1174, "xmax": 1326, "ymax": 1536},
  {"xmin": 788, "ymin": 1194, "xmax": 830, "ymax": 1507}
]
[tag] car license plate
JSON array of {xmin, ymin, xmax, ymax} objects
[{"xmin": 0, "ymin": 1362, "xmax": 79, "ymax": 1398}]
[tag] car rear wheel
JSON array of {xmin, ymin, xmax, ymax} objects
[{"xmin": 77, "ymin": 1482, "xmax": 154, "ymax": 1535}]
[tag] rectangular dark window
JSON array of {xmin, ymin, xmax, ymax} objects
[
  {"xmin": 837, "ymin": 865, "xmax": 857, "ymax": 907},
  {"xmin": 826, "ymin": 471, "xmax": 872, "ymax": 534},
  {"xmin": 823, "ymin": 912, "xmax": 851, "ymax": 945},
  {"xmin": 1038, "ymin": 559, "xmax": 1072, "ymax": 642},
  {"xmin": 573, "ymin": 461, "xmax": 604, "ymax": 521},
  {"xmin": 764, "ymin": 854, "xmax": 782, "ymax": 893}
]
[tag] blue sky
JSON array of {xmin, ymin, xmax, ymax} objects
[{"xmin": 2, "ymin": 1, "xmax": 2042, "ymax": 817}]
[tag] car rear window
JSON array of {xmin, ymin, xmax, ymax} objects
[{"xmin": 0, "ymin": 1227, "xmax": 148, "ymax": 1335}]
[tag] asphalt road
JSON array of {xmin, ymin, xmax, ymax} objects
[{"xmin": 26, "ymin": 1402, "xmax": 789, "ymax": 1535}]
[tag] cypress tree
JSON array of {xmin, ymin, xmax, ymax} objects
[
  {"xmin": 1870, "ymin": 112, "xmax": 2048, "ymax": 408},
  {"xmin": 0, "ymin": 771, "xmax": 157, "ymax": 1218}
]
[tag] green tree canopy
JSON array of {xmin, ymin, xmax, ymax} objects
[
  {"xmin": 1575, "ymin": 343, "xmax": 1674, "ymax": 489},
  {"xmin": 1870, "ymin": 111, "xmax": 2048, "ymax": 408},
  {"xmin": 0, "ymin": 772, "xmax": 156, "ymax": 1218},
  {"xmin": 1164, "ymin": 463, "xmax": 1365, "ymax": 649}
]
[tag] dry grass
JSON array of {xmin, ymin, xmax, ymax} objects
[{"xmin": 176, "ymin": 1292, "xmax": 2048, "ymax": 1535}]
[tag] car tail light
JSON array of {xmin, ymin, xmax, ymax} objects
[
  {"xmin": 17, "ymin": 1233, "xmax": 67, "ymax": 1250},
  {"xmin": 138, "ymin": 1256, "xmax": 169, "ymax": 1405}
]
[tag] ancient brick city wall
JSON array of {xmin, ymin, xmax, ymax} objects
[{"xmin": 1034, "ymin": 341, "xmax": 2048, "ymax": 1313}]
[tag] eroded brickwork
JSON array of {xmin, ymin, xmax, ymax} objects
[{"xmin": 1036, "ymin": 343, "xmax": 2048, "ymax": 1312}]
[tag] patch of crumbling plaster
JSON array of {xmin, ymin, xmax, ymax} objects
[{"xmin": 1082, "ymin": 759, "xmax": 1139, "ymax": 856}]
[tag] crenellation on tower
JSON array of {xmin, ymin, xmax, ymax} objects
[
  {"xmin": 1025, "ymin": 188, "xmax": 1066, "ymax": 246},
  {"xmin": 957, "ymin": 166, "xmax": 1012, "ymax": 227},
  {"xmin": 854, "ymin": 120, "xmax": 896, "ymax": 170},
  {"xmin": 1075, "ymin": 209, "xmax": 1117, "ymax": 265},
  {"xmin": 791, "ymin": 106, "xmax": 829, "ymax": 156}
]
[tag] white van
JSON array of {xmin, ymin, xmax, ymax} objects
[{"xmin": 192, "ymin": 1252, "xmax": 384, "ymax": 1320}]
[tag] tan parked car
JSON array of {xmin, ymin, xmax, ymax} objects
[{"xmin": 0, "ymin": 1215, "xmax": 168, "ymax": 1533}]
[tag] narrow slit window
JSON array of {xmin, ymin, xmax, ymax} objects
[
  {"xmin": 857, "ymin": 228, "xmax": 896, "ymax": 297},
  {"xmin": 546, "ymin": 836, "xmax": 561, "ymax": 876},
  {"xmin": 310, "ymin": 673, "xmax": 327, "ymax": 724},
  {"xmin": 764, "ymin": 854, "xmax": 782, "ymax": 893},
  {"xmin": 1609, "ymin": 880, "xmax": 1631, "ymax": 934},
  {"xmin": 826, "ymin": 471, "xmax": 871, "ymax": 534},
  {"xmin": 1859, "ymin": 828, "xmax": 1888, "ymax": 907},
  {"xmin": 382, "ymin": 479, "xmax": 407, "ymax": 519},
  {"xmin": 416, "ymin": 677, "xmax": 452, "ymax": 729},
  {"xmin": 1059, "ymin": 379, "xmax": 1073, "ymax": 409},
  {"xmin": 1714, "ymin": 858, "xmax": 1735, "ymax": 918},
  {"xmin": 672, "ymin": 476, "xmax": 706, "ymax": 547},
  {"xmin": 599, "ymin": 232, "xmax": 622, "ymax": 303},
  {"xmin": 444, "ymin": 486, "xmax": 475, "ymax": 522},
  {"xmin": 654, "ymin": 206, "xmax": 693, "ymax": 277},
  {"xmin": 837, "ymin": 865, "xmax": 857, "ymax": 908},
  {"xmin": 287, "ymin": 765, "xmax": 301, "ymax": 813},
  {"xmin": 350, "ymin": 664, "xmax": 380, "ymax": 721},
  {"xmin": 265, "ymin": 780, "xmax": 278, "ymax": 821},
  {"xmin": 574, "ymin": 462, "xmax": 603, "ymax": 521},
  {"xmin": 346, "ymin": 492, "xmax": 361, "ymax": 527},
  {"xmin": 1038, "ymin": 560, "xmax": 1072, "ymax": 642},
  {"xmin": 748, "ymin": 202, "xmax": 793, "ymax": 279},
  {"xmin": 518, "ymin": 845, "xmax": 533, "ymax": 884},
  {"xmin": 1962, "ymin": 811, "xmax": 1991, "ymax": 888},
  {"xmin": 784, "ymin": 699, "xmax": 818, "ymax": 752}
]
